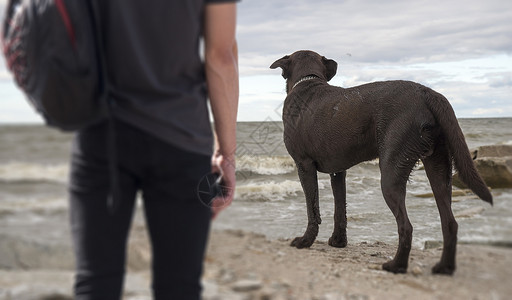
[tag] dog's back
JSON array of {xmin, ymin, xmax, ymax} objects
[{"xmin": 283, "ymin": 80, "xmax": 434, "ymax": 172}]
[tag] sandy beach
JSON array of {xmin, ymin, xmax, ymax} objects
[
  {"xmin": 1, "ymin": 225, "xmax": 511, "ymax": 300},
  {"xmin": 1, "ymin": 122, "xmax": 511, "ymax": 299},
  {"xmin": 204, "ymin": 230, "xmax": 512, "ymax": 300}
]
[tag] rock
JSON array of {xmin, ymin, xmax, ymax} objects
[
  {"xmin": 454, "ymin": 157, "xmax": 512, "ymax": 189},
  {"xmin": 231, "ymin": 279, "xmax": 263, "ymax": 292},
  {"xmin": 453, "ymin": 145, "xmax": 512, "ymax": 189},
  {"xmin": 451, "ymin": 189, "xmax": 472, "ymax": 197},
  {"xmin": 413, "ymin": 192, "xmax": 434, "ymax": 198},
  {"xmin": 367, "ymin": 264, "xmax": 382, "ymax": 271},
  {"xmin": 413, "ymin": 189, "xmax": 471, "ymax": 198},
  {"xmin": 472, "ymin": 145, "xmax": 512, "ymax": 158},
  {"xmin": 411, "ymin": 265, "xmax": 423, "ymax": 276}
]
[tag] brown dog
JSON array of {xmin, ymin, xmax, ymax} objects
[{"xmin": 270, "ymin": 50, "xmax": 492, "ymax": 275}]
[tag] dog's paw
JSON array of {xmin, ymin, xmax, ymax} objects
[
  {"xmin": 290, "ymin": 236, "xmax": 314, "ymax": 248},
  {"xmin": 432, "ymin": 262, "xmax": 455, "ymax": 275},
  {"xmin": 382, "ymin": 260, "xmax": 407, "ymax": 274},
  {"xmin": 328, "ymin": 235, "xmax": 347, "ymax": 248}
]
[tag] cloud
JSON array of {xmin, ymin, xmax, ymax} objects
[
  {"xmin": 0, "ymin": 0, "xmax": 510, "ymax": 122},
  {"xmin": 488, "ymin": 73, "xmax": 512, "ymax": 88},
  {"xmin": 471, "ymin": 108, "xmax": 505, "ymax": 116},
  {"xmin": 238, "ymin": 0, "xmax": 512, "ymax": 73},
  {"xmin": 237, "ymin": 0, "xmax": 512, "ymax": 119}
]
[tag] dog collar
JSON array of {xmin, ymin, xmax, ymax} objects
[{"xmin": 291, "ymin": 75, "xmax": 319, "ymax": 90}]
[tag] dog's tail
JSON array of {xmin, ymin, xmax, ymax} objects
[{"xmin": 423, "ymin": 88, "xmax": 493, "ymax": 205}]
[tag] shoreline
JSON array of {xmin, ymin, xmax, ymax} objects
[
  {"xmin": 1, "ymin": 228, "xmax": 511, "ymax": 300},
  {"xmin": 203, "ymin": 229, "xmax": 512, "ymax": 300}
]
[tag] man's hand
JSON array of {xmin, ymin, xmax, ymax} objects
[{"xmin": 210, "ymin": 150, "xmax": 236, "ymax": 219}]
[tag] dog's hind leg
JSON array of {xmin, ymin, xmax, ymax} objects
[
  {"xmin": 329, "ymin": 171, "xmax": 348, "ymax": 248},
  {"xmin": 291, "ymin": 160, "xmax": 321, "ymax": 248},
  {"xmin": 422, "ymin": 142, "xmax": 458, "ymax": 275},
  {"xmin": 379, "ymin": 159, "xmax": 415, "ymax": 274}
]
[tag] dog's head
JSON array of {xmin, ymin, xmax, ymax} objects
[{"xmin": 270, "ymin": 50, "xmax": 337, "ymax": 93}]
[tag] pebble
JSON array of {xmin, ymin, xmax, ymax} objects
[
  {"xmin": 219, "ymin": 269, "xmax": 236, "ymax": 284},
  {"xmin": 231, "ymin": 279, "xmax": 263, "ymax": 292},
  {"xmin": 367, "ymin": 264, "xmax": 382, "ymax": 271},
  {"xmin": 411, "ymin": 265, "xmax": 423, "ymax": 276},
  {"xmin": 321, "ymin": 293, "xmax": 343, "ymax": 300}
]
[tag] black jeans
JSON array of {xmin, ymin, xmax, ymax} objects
[{"xmin": 69, "ymin": 119, "xmax": 212, "ymax": 300}]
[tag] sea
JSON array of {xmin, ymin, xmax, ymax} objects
[{"xmin": 0, "ymin": 118, "xmax": 511, "ymax": 250}]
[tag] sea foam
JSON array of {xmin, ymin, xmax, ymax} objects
[
  {"xmin": 0, "ymin": 162, "xmax": 68, "ymax": 183},
  {"xmin": 235, "ymin": 179, "xmax": 329, "ymax": 202},
  {"xmin": 237, "ymin": 155, "xmax": 296, "ymax": 175}
]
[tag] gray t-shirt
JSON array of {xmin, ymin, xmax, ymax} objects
[{"xmin": 98, "ymin": 0, "xmax": 235, "ymax": 156}]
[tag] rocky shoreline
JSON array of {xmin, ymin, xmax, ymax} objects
[
  {"xmin": 453, "ymin": 144, "xmax": 512, "ymax": 189},
  {"xmin": 1, "ymin": 227, "xmax": 511, "ymax": 300}
]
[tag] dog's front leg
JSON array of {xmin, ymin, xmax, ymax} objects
[
  {"xmin": 329, "ymin": 171, "xmax": 348, "ymax": 248},
  {"xmin": 291, "ymin": 160, "xmax": 321, "ymax": 248}
]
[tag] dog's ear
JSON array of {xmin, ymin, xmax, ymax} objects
[
  {"xmin": 270, "ymin": 55, "xmax": 291, "ymax": 79},
  {"xmin": 322, "ymin": 57, "xmax": 337, "ymax": 81}
]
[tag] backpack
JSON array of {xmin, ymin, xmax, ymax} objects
[
  {"xmin": 2, "ymin": 0, "xmax": 107, "ymax": 131},
  {"xmin": 2, "ymin": 0, "xmax": 120, "ymax": 213}
]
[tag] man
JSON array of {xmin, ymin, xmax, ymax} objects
[{"xmin": 69, "ymin": 1, "xmax": 238, "ymax": 299}]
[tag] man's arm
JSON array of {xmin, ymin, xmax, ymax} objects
[{"xmin": 204, "ymin": 2, "xmax": 239, "ymax": 218}]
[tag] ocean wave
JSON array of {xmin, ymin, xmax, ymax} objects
[
  {"xmin": 0, "ymin": 162, "xmax": 68, "ymax": 183},
  {"xmin": 235, "ymin": 179, "xmax": 329, "ymax": 202},
  {"xmin": 235, "ymin": 180, "xmax": 302, "ymax": 201},
  {"xmin": 236, "ymin": 155, "xmax": 381, "ymax": 177},
  {"xmin": 0, "ymin": 197, "xmax": 67, "ymax": 213},
  {"xmin": 237, "ymin": 155, "xmax": 296, "ymax": 175}
]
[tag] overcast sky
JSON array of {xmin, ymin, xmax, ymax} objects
[
  {"xmin": 236, "ymin": 0, "xmax": 512, "ymax": 121},
  {"xmin": 0, "ymin": 0, "xmax": 511, "ymax": 123}
]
